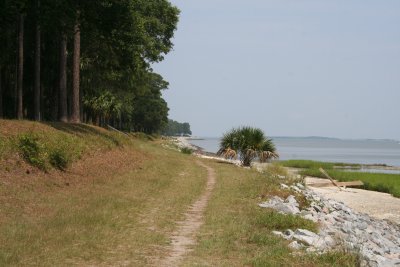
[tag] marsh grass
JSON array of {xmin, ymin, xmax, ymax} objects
[
  {"xmin": 300, "ymin": 168, "xmax": 400, "ymax": 197},
  {"xmin": 281, "ymin": 160, "xmax": 361, "ymax": 169},
  {"xmin": 282, "ymin": 159, "xmax": 400, "ymax": 197}
]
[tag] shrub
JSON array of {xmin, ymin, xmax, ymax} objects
[
  {"xmin": 17, "ymin": 133, "xmax": 46, "ymax": 170},
  {"xmin": 49, "ymin": 149, "xmax": 69, "ymax": 170},
  {"xmin": 180, "ymin": 147, "xmax": 193, "ymax": 155},
  {"xmin": 217, "ymin": 126, "xmax": 278, "ymax": 166}
]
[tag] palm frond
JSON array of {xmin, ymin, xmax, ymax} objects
[{"xmin": 218, "ymin": 126, "xmax": 279, "ymax": 166}]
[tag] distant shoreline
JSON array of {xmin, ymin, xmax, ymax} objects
[{"xmin": 184, "ymin": 136, "xmax": 400, "ymax": 169}]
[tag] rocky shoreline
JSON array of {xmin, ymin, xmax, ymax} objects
[
  {"xmin": 259, "ymin": 183, "xmax": 400, "ymax": 267},
  {"xmin": 174, "ymin": 137, "xmax": 400, "ymax": 266}
]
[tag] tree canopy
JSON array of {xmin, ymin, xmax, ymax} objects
[
  {"xmin": 0, "ymin": 0, "xmax": 179, "ymax": 134},
  {"xmin": 163, "ymin": 119, "xmax": 192, "ymax": 136}
]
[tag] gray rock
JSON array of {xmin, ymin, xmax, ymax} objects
[
  {"xmin": 283, "ymin": 229, "xmax": 294, "ymax": 237},
  {"xmin": 296, "ymin": 183, "xmax": 305, "ymax": 189},
  {"xmin": 259, "ymin": 196, "xmax": 300, "ymax": 214},
  {"xmin": 259, "ymin": 183, "xmax": 400, "ymax": 266},
  {"xmin": 323, "ymin": 235, "xmax": 336, "ymax": 247},
  {"xmin": 293, "ymin": 229, "xmax": 320, "ymax": 246},
  {"xmin": 280, "ymin": 183, "xmax": 289, "ymax": 190},
  {"xmin": 288, "ymin": 241, "xmax": 303, "ymax": 250},
  {"xmin": 272, "ymin": 231, "xmax": 285, "ymax": 238},
  {"xmin": 290, "ymin": 185, "xmax": 301, "ymax": 193},
  {"xmin": 285, "ymin": 195, "xmax": 298, "ymax": 206}
]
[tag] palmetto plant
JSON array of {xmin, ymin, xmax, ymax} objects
[{"xmin": 217, "ymin": 127, "xmax": 278, "ymax": 166}]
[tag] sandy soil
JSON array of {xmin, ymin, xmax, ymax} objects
[
  {"xmin": 158, "ymin": 161, "xmax": 216, "ymax": 267},
  {"xmin": 305, "ymin": 177, "xmax": 400, "ymax": 225}
]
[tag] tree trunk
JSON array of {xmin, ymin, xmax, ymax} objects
[
  {"xmin": 0, "ymin": 66, "xmax": 3, "ymax": 119},
  {"xmin": 17, "ymin": 14, "xmax": 24, "ymax": 120},
  {"xmin": 71, "ymin": 13, "xmax": 81, "ymax": 123},
  {"xmin": 52, "ymin": 77, "xmax": 58, "ymax": 121},
  {"xmin": 58, "ymin": 33, "xmax": 68, "ymax": 122},
  {"xmin": 34, "ymin": 1, "xmax": 41, "ymax": 121}
]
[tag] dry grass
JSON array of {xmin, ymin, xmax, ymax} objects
[
  {"xmin": 181, "ymin": 160, "xmax": 359, "ymax": 267},
  {"xmin": 0, "ymin": 120, "xmax": 359, "ymax": 266},
  {"xmin": 0, "ymin": 120, "xmax": 206, "ymax": 266}
]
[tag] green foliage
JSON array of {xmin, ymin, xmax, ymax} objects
[
  {"xmin": 83, "ymin": 91, "xmax": 122, "ymax": 120},
  {"xmin": 217, "ymin": 126, "xmax": 278, "ymax": 166},
  {"xmin": 8, "ymin": 123, "xmax": 127, "ymax": 171},
  {"xmin": 180, "ymin": 147, "xmax": 193, "ymax": 155},
  {"xmin": 163, "ymin": 120, "xmax": 192, "ymax": 136},
  {"xmin": 0, "ymin": 0, "xmax": 179, "ymax": 134},
  {"xmin": 48, "ymin": 148, "xmax": 69, "ymax": 170},
  {"xmin": 17, "ymin": 133, "xmax": 47, "ymax": 170},
  {"xmin": 131, "ymin": 73, "xmax": 170, "ymax": 134}
]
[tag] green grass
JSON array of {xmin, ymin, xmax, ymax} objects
[
  {"xmin": 181, "ymin": 160, "xmax": 359, "ymax": 266},
  {"xmin": 281, "ymin": 160, "xmax": 361, "ymax": 169},
  {"xmin": 300, "ymin": 168, "xmax": 400, "ymax": 197},
  {"xmin": 282, "ymin": 159, "xmax": 400, "ymax": 198}
]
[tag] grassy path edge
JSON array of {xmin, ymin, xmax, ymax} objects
[{"xmin": 158, "ymin": 160, "xmax": 216, "ymax": 266}]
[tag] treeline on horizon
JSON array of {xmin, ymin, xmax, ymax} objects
[
  {"xmin": 0, "ymin": 0, "xmax": 180, "ymax": 134},
  {"xmin": 163, "ymin": 119, "xmax": 191, "ymax": 136}
]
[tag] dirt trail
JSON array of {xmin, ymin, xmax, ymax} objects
[{"xmin": 159, "ymin": 161, "xmax": 216, "ymax": 267}]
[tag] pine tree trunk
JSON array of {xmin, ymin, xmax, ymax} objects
[
  {"xmin": 17, "ymin": 14, "xmax": 24, "ymax": 120},
  {"xmin": 52, "ymin": 77, "xmax": 58, "ymax": 121},
  {"xmin": 58, "ymin": 33, "xmax": 68, "ymax": 122},
  {"xmin": 71, "ymin": 14, "xmax": 81, "ymax": 123},
  {"xmin": 34, "ymin": 2, "xmax": 41, "ymax": 121},
  {"xmin": 0, "ymin": 66, "xmax": 3, "ymax": 119}
]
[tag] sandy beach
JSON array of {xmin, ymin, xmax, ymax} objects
[{"xmin": 305, "ymin": 177, "xmax": 400, "ymax": 225}]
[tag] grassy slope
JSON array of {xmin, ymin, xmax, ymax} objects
[
  {"xmin": 0, "ymin": 121, "xmax": 358, "ymax": 266},
  {"xmin": 282, "ymin": 160, "xmax": 400, "ymax": 197},
  {"xmin": 0, "ymin": 120, "xmax": 207, "ymax": 266}
]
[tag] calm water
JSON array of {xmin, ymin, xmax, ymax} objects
[{"xmin": 189, "ymin": 137, "xmax": 400, "ymax": 167}]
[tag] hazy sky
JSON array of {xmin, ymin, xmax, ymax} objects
[{"xmin": 153, "ymin": 0, "xmax": 400, "ymax": 139}]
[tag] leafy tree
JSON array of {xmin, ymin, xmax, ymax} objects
[
  {"xmin": 0, "ymin": 0, "xmax": 180, "ymax": 134},
  {"xmin": 217, "ymin": 126, "xmax": 278, "ymax": 166},
  {"xmin": 131, "ymin": 72, "xmax": 169, "ymax": 133},
  {"xmin": 163, "ymin": 120, "xmax": 192, "ymax": 136}
]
